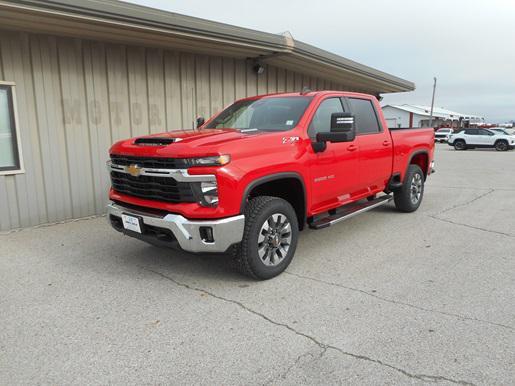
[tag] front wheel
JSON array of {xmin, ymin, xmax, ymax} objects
[
  {"xmin": 231, "ymin": 196, "xmax": 299, "ymax": 280},
  {"xmin": 495, "ymin": 140, "xmax": 509, "ymax": 151},
  {"xmin": 394, "ymin": 165, "xmax": 425, "ymax": 212},
  {"xmin": 454, "ymin": 140, "xmax": 466, "ymax": 150}
]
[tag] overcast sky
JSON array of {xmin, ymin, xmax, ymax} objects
[{"xmin": 128, "ymin": 0, "xmax": 515, "ymax": 122}]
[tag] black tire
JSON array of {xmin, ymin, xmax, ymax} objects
[
  {"xmin": 453, "ymin": 140, "xmax": 466, "ymax": 150},
  {"xmin": 495, "ymin": 140, "xmax": 509, "ymax": 151},
  {"xmin": 394, "ymin": 164, "xmax": 425, "ymax": 213},
  {"xmin": 231, "ymin": 196, "xmax": 299, "ymax": 280}
]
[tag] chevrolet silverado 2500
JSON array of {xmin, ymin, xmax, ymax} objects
[{"xmin": 107, "ymin": 91, "xmax": 435, "ymax": 279}]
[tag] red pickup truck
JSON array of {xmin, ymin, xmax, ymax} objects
[{"xmin": 107, "ymin": 91, "xmax": 435, "ymax": 279}]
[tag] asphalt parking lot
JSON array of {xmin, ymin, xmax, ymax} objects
[{"xmin": 1, "ymin": 144, "xmax": 514, "ymax": 385}]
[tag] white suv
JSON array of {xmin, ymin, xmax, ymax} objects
[
  {"xmin": 435, "ymin": 128, "xmax": 453, "ymax": 143},
  {"xmin": 448, "ymin": 128, "xmax": 515, "ymax": 151}
]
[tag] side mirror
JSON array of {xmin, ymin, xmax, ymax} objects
[
  {"xmin": 196, "ymin": 116, "xmax": 205, "ymax": 128},
  {"xmin": 315, "ymin": 112, "xmax": 356, "ymax": 144}
]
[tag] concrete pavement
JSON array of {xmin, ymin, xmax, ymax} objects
[{"xmin": 1, "ymin": 144, "xmax": 514, "ymax": 385}]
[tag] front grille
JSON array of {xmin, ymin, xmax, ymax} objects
[
  {"xmin": 110, "ymin": 170, "xmax": 196, "ymax": 203},
  {"xmin": 110, "ymin": 154, "xmax": 190, "ymax": 169}
]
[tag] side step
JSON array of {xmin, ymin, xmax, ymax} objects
[{"xmin": 309, "ymin": 195, "xmax": 393, "ymax": 230}]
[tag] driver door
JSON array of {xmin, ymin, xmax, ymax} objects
[{"xmin": 308, "ymin": 97, "xmax": 359, "ymax": 213}]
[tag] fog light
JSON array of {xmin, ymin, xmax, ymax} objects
[{"xmin": 199, "ymin": 226, "xmax": 214, "ymax": 243}]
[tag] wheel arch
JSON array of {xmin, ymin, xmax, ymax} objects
[
  {"xmin": 406, "ymin": 150, "xmax": 429, "ymax": 180},
  {"xmin": 241, "ymin": 172, "xmax": 307, "ymax": 230}
]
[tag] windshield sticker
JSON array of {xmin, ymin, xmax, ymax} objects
[{"xmin": 286, "ymin": 120, "xmax": 294, "ymax": 125}]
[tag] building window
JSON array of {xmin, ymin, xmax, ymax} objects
[{"xmin": 0, "ymin": 83, "xmax": 23, "ymax": 174}]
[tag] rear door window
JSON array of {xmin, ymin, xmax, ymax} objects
[
  {"xmin": 348, "ymin": 98, "xmax": 381, "ymax": 134},
  {"xmin": 478, "ymin": 129, "xmax": 493, "ymax": 136}
]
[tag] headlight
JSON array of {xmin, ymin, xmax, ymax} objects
[{"xmin": 189, "ymin": 155, "xmax": 230, "ymax": 167}]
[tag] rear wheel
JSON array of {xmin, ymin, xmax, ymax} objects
[
  {"xmin": 231, "ymin": 196, "xmax": 298, "ymax": 280},
  {"xmin": 394, "ymin": 165, "xmax": 424, "ymax": 213},
  {"xmin": 495, "ymin": 140, "xmax": 509, "ymax": 151},
  {"xmin": 454, "ymin": 140, "xmax": 466, "ymax": 150}
]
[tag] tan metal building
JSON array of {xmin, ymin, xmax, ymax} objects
[{"xmin": 0, "ymin": 0, "xmax": 414, "ymax": 232}]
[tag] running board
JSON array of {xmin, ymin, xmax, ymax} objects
[{"xmin": 309, "ymin": 195, "xmax": 393, "ymax": 230}]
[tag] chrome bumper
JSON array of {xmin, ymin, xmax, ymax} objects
[{"xmin": 107, "ymin": 202, "xmax": 244, "ymax": 253}]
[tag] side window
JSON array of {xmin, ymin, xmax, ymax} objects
[
  {"xmin": 308, "ymin": 98, "xmax": 344, "ymax": 140},
  {"xmin": 348, "ymin": 98, "xmax": 380, "ymax": 134},
  {"xmin": 0, "ymin": 84, "xmax": 23, "ymax": 174},
  {"xmin": 465, "ymin": 129, "xmax": 478, "ymax": 135},
  {"xmin": 479, "ymin": 129, "xmax": 493, "ymax": 136}
]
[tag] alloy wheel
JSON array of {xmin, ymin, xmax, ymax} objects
[
  {"xmin": 410, "ymin": 173, "xmax": 423, "ymax": 205},
  {"xmin": 257, "ymin": 213, "xmax": 292, "ymax": 266}
]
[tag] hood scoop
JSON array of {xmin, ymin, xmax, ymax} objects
[{"xmin": 134, "ymin": 137, "xmax": 183, "ymax": 146}]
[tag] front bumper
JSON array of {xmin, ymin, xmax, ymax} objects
[{"xmin": 107, "ymin": 202, "xmax": 244, "ymax": 253}]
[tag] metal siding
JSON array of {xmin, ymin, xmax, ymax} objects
[
  {"xmin": 146, "ymin": 48, "xmax": 166, "ymax": 134},
  {"xmin": 195, "ymin": 55, "xmax": 210, "ymax": 120},
  {"xmin": 163, "ymin": 50, "xmax": 182, "ymax": 131},
  {"xmin": 221, "ymin": 57, "xmax": 235, "ymax": 109},
  {"xmin": 209, "ymin": 56, "xmax": 223, "ymax": 117},
  {"xmin": 82, "ymin": 41, "xmax": 112, "ymax": 215},
  {"xmin": 180, "ymin": 53, "xmax": 195, "ymax": 130},
  {"xmin": 0, "ymin": 30, "xmax": 357, "ymax": 231},
  {"xmin": 267, "ymin": 65, "xmax": 277, "ymax": 94},
  {"xmin": 234, "ymin": 59, "xmax": 246, "ymax": 100},
  {"xmin": 58, "ymin": 37, "xmax": 96, "ymax": 218}
]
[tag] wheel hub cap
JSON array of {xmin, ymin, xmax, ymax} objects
[{"xmin": 258, "ymin": 213, "xmax": 292, "ymax": 267}]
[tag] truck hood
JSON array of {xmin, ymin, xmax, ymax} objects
[{"xmin": 109, "ymin": 128, "xmax": 276, "ymax": 158}]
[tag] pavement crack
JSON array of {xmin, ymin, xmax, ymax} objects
[
  {"xmin": 324, "ymin": 344, "xmax": 475, "ymax": 385},
  {"xmin": 427, "ymin": 215, "xmax": 515, "ymax": 238},
  {"xmin": 141, "ymin": 267, "xmax": 477, "ymax": 385},
  {"xmin": 426, "ymin": 187, "xmax": 515, "ymax": 238},
  {"xmin": 285, "ymin": 271, "xmax": 514, "ymax": 332},
  {"xmin": 140, "ymin": 266, "xmax": 326, "ymax": 348},
  {"xmin": 436, "ymin": 189, "xmax": 495, "ymax": 215},
  {"xmin": 264, "ymin": 347, "xmax": 326, "ymax": 385}
]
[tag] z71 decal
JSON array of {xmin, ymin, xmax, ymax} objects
[{"xmin": 282, "ymin": 136, "xmax": 300, "ymax": 144}]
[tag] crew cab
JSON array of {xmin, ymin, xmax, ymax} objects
[
  {"xmin": 107, "ymin": 91, "xmax": 435, "ymax": 279},
  {"xmin": 448, "ymin": 128, "xmax": 515, "ymax": 151}
]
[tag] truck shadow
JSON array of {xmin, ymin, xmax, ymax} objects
[
  {"xmin": 111, "ymin": 204, "xmax": 398, "ymax": 283},
  {"xmin": 117, "ymin": 240, "xmax": 246, "ymax": 282}
]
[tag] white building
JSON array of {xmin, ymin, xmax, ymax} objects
[{"xmin": 382, "ymin": 104, "xmax": 484, "ymax": 129}]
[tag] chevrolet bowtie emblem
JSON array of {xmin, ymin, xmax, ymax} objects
[{"xmin": 127, "ymin": 164, "xmax": 142, "ymax": 177}]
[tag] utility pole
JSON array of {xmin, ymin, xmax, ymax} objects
[{"xmin": 428, "ymin": 77, "xmax": 437, "ymax": 128}]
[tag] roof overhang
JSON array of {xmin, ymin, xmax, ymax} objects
[{"xmin": 0, "ymin": 0, "xmax": 415, "ymax": 94}]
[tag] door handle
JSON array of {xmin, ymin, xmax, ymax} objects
[
  {"xmin": 382, "ymin": 140, "xmax": 391, "ymax": 146},
  {"xmin": 347, "ymin": 144, "xmax": 358, "ymax": 151}
]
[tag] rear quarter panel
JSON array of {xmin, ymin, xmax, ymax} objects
[{"xmin": 390, "ymin": 128, "xmax": 435, "ymax": 180}]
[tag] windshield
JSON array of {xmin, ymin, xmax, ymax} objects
[
  {"xmin": 492, "ymin": 129, "xmax": 509, "ymax": 135},
  {"xmin": 437, "ymin": 129, "xmax": 451, "ymax": 133},
  {"xmin": 206, "ymin": 96, "xmax": 313, "ymax": 132}
]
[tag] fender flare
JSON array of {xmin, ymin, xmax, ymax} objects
[{"xmin": 240, "ymin": 172, "xmax": 307, "ymax": 222}]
